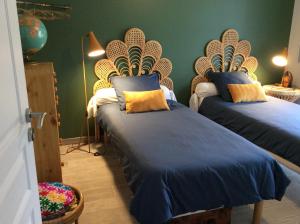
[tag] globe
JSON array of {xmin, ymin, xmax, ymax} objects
[{"xmin": 19, "ymin": 15, "xmax": 48, "ymax": 56}]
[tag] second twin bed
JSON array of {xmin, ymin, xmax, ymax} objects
[{"xmin": 190, "ymin": 29, "xmax": 300, "ymax": 170}]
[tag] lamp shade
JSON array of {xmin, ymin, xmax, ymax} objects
[
  {"xmin": 87, "ymin": 32, "xmax": 105, "ymax": 57},
  {"xmin": 272, "ymin": 48, "xmax": 288, "ymax": 67}
]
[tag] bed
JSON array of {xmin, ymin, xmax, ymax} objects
[
  {"xmin": 91, "ymin": 28, "xmax": 290, "ymax": 224},
  {"xmin": 190, "ymin": 29, "xmax": 300, "ymax": 171},
  {"xmin": 198, "ymin": 96, "xmax": 300, "ymax": 167}
]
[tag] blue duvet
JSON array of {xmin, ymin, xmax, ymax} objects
[
  {"xmin": 199, "ymin": 96, "xmax": 300, "ymax": 166},
  {"xmin": 97, "ymin": 102, "xmax": 290, "ymax": 224}
]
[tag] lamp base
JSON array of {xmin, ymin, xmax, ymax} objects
[
  {"xmin": 281, "ymin": 71, "xmax": 293, "ymax": 88},
  {"xmin": 65, "ymin": 113, "xmax": 91, "ymax": 154},
  {"xmin": 66, "ymin": 142, "xmax": 91, "ymax": 154}
]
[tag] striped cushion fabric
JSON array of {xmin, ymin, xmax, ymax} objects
[
  {"xmin": 123, "ymin": 89, "xmax": 170, "ymax": 113},
  {"xmin": 227, "ymin": 83, "xmax": 267, "ymax": 103}
]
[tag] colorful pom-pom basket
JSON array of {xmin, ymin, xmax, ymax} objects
[{"xmin": 40, "ymin": 183, "xmax": 84, "ymax": 224}]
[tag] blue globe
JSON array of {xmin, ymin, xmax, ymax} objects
[{"xmin": 19, "ymin": 15, "xmax": 48, "ymax": 56}]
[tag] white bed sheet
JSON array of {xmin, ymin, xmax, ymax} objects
[{"xmin": 189, "ymin": 93, "xmax": 205, "ymax": 112}]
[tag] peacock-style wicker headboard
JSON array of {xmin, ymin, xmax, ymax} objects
[
  {"xmin": 93, "ymin": 28, "xmax": 173, "ymax": 94},
  {"xmin": 191, "ymin": 29, "xmax": 258, "ymax": 95}
]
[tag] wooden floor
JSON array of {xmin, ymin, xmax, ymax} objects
[{"xmin": 60, "ymin": 144, "xmax": 300, "ymax": 224}]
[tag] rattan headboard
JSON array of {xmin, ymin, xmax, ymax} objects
[
  {"xmin": 93, "ymin": 28, "xmax": 173, "ymax": 94},
  {"xmin": 191, "ymin": 29, "xmax": 258, "ymax": 95}
]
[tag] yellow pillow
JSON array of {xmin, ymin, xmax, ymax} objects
[
  {"xmin": 123, "ymin": 89, "xmax": 170, "ymax": 113},
  {"xmin": 227, "ymin": 83, "xmax": 267, "ymax": 103}
]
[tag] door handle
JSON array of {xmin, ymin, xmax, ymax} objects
[
  {"xmin": 25, "ymin": 108, "xmax": 47, "ymax": 129},
  {"xmin": 28, "ymin": 127, "xmax": 35, "ymax": 142}
]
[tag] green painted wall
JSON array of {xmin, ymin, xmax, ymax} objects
[{"xmin": 33, "ymin": 0, "xmax": 294, "ymax": 138}]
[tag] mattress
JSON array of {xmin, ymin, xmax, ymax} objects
[
  {"xmin": 199, "ymin": 96, "xmax": 300, "ymax": 166},
  {"xmin": 97, "ymin": 102, "xmax": 290, "ymax": 224}
]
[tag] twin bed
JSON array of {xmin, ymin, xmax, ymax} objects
[
  {"xmin": 190, "ymin": 29, "xmax": 300, "ymax": 171},
  {"xmin": 90, "ymin": 28, "xmax": 291, "ymax": 224}
]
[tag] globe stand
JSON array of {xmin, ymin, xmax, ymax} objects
[{"xmin": 23, "ymin": 54, "xmax": 32, "ymax": 63}]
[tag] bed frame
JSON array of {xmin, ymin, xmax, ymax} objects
[
  {"xmin": 191, "ymin": 29, "xmax": 258, "ymax": 95},
  {"xmin": 93, "ymin": 27, "xmax": 174, "ymax": 93},
  {"xmin": 93, "ymin": 27, "xmax": 263, "ymax": 224}
]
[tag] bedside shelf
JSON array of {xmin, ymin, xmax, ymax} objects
[{"xmin": 263, "ymin": 85, "xmax": 300, "ymax": 102}]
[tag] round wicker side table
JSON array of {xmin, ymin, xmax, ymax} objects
[
  {"xmin": 42, "ymin": 186, "xmax": 84, "ymax": 224},
  {"xmin": 263, "ymin": 85, "xmax": 300, "ymax": 102}
]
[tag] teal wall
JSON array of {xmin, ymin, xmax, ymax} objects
[{"xmin": 33, "ymin": 0, "xmax": 294, "ymax": 138}]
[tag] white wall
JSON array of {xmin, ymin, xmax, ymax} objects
[{"xmin": 287, "ymin": 0, "xmax": 300, "ymax": 87}]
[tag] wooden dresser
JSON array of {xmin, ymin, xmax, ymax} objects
[{"xmin": 25, "ymin": 62, "xmax": 62, "ymax": 182}]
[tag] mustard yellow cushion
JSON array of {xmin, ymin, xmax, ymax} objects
[
  {"xmin": 227, "ymin": 83, "xmax": 267, "ymax": 103},
  {"xmin": 123, "ymin": 89, "xmax": 170, "ymax": 113}
]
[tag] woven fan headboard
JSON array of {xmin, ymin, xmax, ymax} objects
[
  {"xmin": 93, "ymin": 28, "xmax": 173, "ymax": 94},
  {"xmin": 191, "ymin": 29, "xmax": 258, "ymax": 95}
]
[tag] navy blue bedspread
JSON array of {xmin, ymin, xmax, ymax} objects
[
  {"xmin": 199, "ymin": 96, "xmax": 300, "ymax": 167},
  {"xmin": 97, "ymin": 102, "xmax": 290, "ymax": 224}
]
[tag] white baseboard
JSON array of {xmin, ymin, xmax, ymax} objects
[{"xmin": 60, "ymin": 136, "xmax": 95, "ymax": 145}]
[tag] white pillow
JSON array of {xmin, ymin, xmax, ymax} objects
[
  {"xmin": 195, "ymin": 82, "xmax": 218, "ymax": 98},
  {"xmin": 87, "ymin": 86, "xmax": 177, "ymax": 118},
  {"xmin": 189, "ymin": 93, "xmax": 208, "ymax": 112},
  {"xmin": 94, "ymin": 88, "xmax": 117, "ymax": 102},
  {"xmin": 160, "ymin": 85, "xmax": 177, "ymax": 101},
  {"xmin": 87, "ymin": 88, "xmax": 118, "ymax": 118},
  {"xmin": 95, "ymin": 86, "xmax": 176, "ymax": 102},
  {"xmin": 189, "ymin": 93, "xmax": 200, "ymax": 112}
]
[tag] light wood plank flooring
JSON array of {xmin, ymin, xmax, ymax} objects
[{"xmin": 60, "ymin": 144, "xmax": 300, "ymax": 224}]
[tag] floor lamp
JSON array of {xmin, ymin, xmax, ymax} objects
[{"xmin": 67, "ymin": 32, "xmax": 105, "ymax": 154}]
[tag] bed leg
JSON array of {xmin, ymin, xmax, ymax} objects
[
  {"xmin": 94, "ymin": 118, "xmax": 100, "ymax": 142},
  {"xmin": 104, "ymin": 131, "xmax": 109, "ymax": 145},
  {"xmin": 252, "ymin": 201, "xmax": 263, "ymax": 224}
]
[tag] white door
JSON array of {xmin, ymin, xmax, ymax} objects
[{"xmin": 0, "ymin": 0, "xmax": 42, "ymax": 223}]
